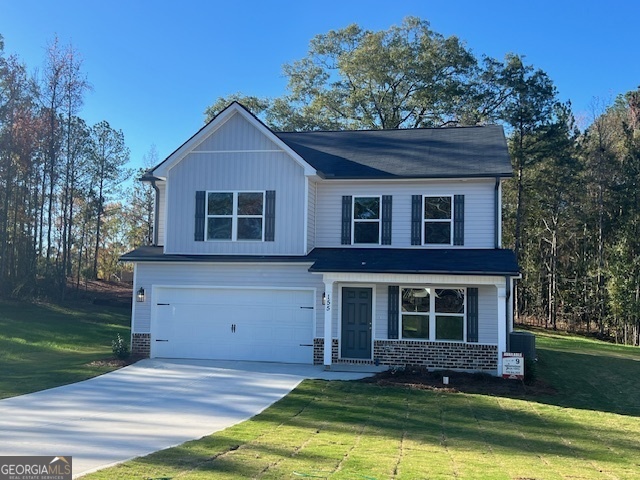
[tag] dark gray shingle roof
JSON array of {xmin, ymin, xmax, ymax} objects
[
  {"xmin": 308, "ymin": 248, "xmax": 519, "ymax": 276},
  {"xmin": 277, "ymin": 125, "xmax": 512, "ymax": 179}
]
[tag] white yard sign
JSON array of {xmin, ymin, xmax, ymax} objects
[{"xmin": 502, "ymin": 352, "xmax": 524, "ymax": 380}]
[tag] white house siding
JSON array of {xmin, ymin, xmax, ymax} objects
[
  {"xmin": 315, "ymin": 179, "xmax": 496, "ymax": 248},
  {"xmin": 478, "ymin": 285, "xmax": 498, "ymax": 344},
  {"xmin": 133, "ymin": 262, "xmax": 323, "ymax": 334},
  {"xmin": 164, "ymin": 151, "xmax": 306, "ymax": 254},
  {"xmin": 375, "ymin": 284, "xmax": 388, "ymax": 339}
]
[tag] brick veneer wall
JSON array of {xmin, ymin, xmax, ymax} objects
[
  {"xmin": 314, "ymin": 338, "xmax": 498, "ymax": 372},
  {"xmin": 131, "ymin": 333, "xmax": 151, "ymax": 357}
]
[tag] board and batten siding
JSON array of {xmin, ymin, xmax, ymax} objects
[
  {"xmin": 193, "ymin": 111, "xmax": 279, "ymax": 152},
  {"xmin": 165, "ymin": 151, "xmax": 306, "ymax": 254},
  {"xmin": 162, "ymin": 110, "xmax": 309, "ymax": 255},
  {"xmin": 315, "ymin": 180, "xmax": 496, "ymax": 248},
  {"xmin": 133, "ymin": 262, "xmax": 324, "ymax": 336}
]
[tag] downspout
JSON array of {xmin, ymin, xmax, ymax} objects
[
  {"xmin": 494, "ymin": 177, "xmax": 500, "ymax": 249},
  {"xmin": 505, "ymin": 275, "xmax": 512, "ymax": 352},
  {"xmin": 150, "ymin": 179, "xmax": 160, "ymax": 246}
]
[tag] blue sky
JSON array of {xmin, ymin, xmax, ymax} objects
[{"xmin": 1, "ymin": 0, "xmax": 638, "ymax": 170}]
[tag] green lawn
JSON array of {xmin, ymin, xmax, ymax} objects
[
  {"xmin": 82, "ymin": 328, "xmax": 640, "ymax": 480},
  {"xmin": 0, "ymin": 300, "xmax": 130, "ymax": 399}
]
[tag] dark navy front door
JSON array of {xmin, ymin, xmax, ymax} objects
[{"xmin": 341, "ymin": 287, "xmax": 372, "ymax": 359}]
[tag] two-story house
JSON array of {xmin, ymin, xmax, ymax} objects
[{"xmin": 121, "ymin": 102, "xmax": 519, "ymax": 375}]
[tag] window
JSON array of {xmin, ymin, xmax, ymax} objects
[
  {"xmin": 206, "ymin": 191, "xmax": 264, "ymax": 241},
  {"xmin": 401, "ymin": 288, "xmax": 430, "ymax": 339},
  {"xmin": 423, "ymin": 196, "xmax": 452, "ymax": 245},
  {"xmin": 434, "ymin": 288, "xmax": 465, "ymax": 341},
  {"xmin": 400, "ymin": 287, "xmax": 465, "ymax": 341},
  {"xmin": 353, "ymin": 196, "xmax": 380, "ymax": 244}
]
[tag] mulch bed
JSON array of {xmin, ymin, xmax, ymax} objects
[{"xmin": 361, "ymin": 366, "xmax": 556, "ymax": 397}]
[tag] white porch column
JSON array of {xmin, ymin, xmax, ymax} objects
[
  {"xmin": 497, "ymin": 284, "xmax": 507, "ymax": 375},
  {"xmin": 323, "ymin": 280, "xmax": 334, "ymax": 369}
]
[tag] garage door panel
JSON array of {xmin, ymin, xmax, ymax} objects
[{"xmin": 152, "ymin": 287, "xmax": 314, "ymax": 364}]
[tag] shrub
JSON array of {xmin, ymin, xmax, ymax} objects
[{"xmin": 111, "ymin": 333, "xmax": 130, "ymax": 360}]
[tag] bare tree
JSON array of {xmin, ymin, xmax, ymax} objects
[{"xmin": 88, "ymin": 121, "xmax": 130, "ymax": 279}]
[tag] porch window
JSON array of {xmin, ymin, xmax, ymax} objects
[
  {"xmin": 206, "ymin": 191, "xmax": 264, "ymax": 241},
  {"xmin": 434, "ymin": 288, "xmax": 465, "ymax": 341},
  {"xmin": 400, "ymin": 287, "xmax": 466, "ymax": 341},
  {"xmin": 401, "ymin": 288, "xmax": 430, "ymax": 339},
  {"xmin": 353, "ymin": 196, "xmax": 381, "ymax": 244},
  {"xmin": 423, "ymin": 196, "xmax": 452, "ymax": 245}
]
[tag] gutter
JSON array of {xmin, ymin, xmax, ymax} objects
[{"xmin": 505, "ymin": 274, "xmax": 511, "ymax": 351}]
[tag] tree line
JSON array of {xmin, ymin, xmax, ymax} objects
[
  {"xmin": 0, "ymin": 35, "xmax": 153, "ymax": 300},
  {"xmin": 2, "ymin": 18, "xmax": 639, "ymax": 346},
  {"xmin": 205, "ymin": 18, "xmax": 640, "ymax": 345}
]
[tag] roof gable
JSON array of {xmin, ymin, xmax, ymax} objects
[
  {"xmin": 192, "ymin": 112, "xmax": 280, "ymax": 152},
  {"xmin": 146, "ymin": 102, "xmax": 512, "ymax": 182},
  {"xmin": 150, "ymin": 102, "xmax": 317, "ymax": 179}
]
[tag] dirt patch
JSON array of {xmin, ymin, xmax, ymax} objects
[
  {"xmin": 361, "ymin": 366, "xmax": 556, "ymax": 397},
  {"xmin": 86, "ymin": 356, "xmax": 141, "ymax": 368},
  {"xmin": 69, "ymin": 279, "xmax": 132, "ymax": 307},
  {"xmin": 87, "ymin": 358, "xmax": 129, "ymax": 368}
]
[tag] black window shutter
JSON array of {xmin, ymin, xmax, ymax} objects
[
  {"xmin": 381, "ymin": 195, "xmax": 392, "ymax": 245},
  {"xmin": 194, "ymin": 191, "xmax": 205, "ymax": 241},
  {"xmin": 341, "ymin": 195, "xmax": 352, "ymax": 245},
  {"xmin": 265, "ymin": 190, "xmax": 276, "ymax": 242},
  {"xmin": 411, "ymin": 195, "xmax": 422, "ymax": 245},
  {"xmin": 467, "ymin": 287, "xmax": 479, "ymax": 342},
  {"xmin": 388, "ymin": 285, "xmax": 399, "ymax": 339},
  {"xmin": 454, "ymin": 194, "xmax": 465, "ymax": 246}
]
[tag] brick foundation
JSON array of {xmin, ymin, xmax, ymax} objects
[
  {"xmin": 314, "ymin": 338, "xmax": 498, "ymax": 373},
  {"xmin": 131, "ymin": 333, "xmax": 151, "ymax": 357}
]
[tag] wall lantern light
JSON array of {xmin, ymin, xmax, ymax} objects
[
  {"xmin": 322, "ymin": 292, "xmax": 326, "ymax": 305},
  {"xmin": 137, "ymin": 287, "xmax": 145, "ymax": 303}
]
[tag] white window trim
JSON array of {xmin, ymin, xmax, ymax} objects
[
  {"xmin": 400, "ymin": 286, "xmax": 467, "ymax": 342},
  {"xmin": 205, "ymin": 190, "xmax": 265, "ymax": 242},
  {"xmin": 422, "ymin": 194, "xmax": 454, "ymax": 246},
  {"xmin": 352, "ymin": 195, "xmax": 382, "ymax": 245}
]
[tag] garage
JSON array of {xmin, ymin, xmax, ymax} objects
[{"xmin": 151, "ymin": 287, "xmax": 315, "ymax": 363}]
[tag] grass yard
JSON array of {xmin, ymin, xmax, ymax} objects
[
  {"xmin": 0, "ymin": 300, "xmax": 131, "ymax": 399},
  {"xmin": 83, "ymin": 329, "xmax": 640, "ymax": 480}
]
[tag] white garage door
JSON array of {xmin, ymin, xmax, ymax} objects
[{"xmin": 151, "ymin": 287, "xmax": 315, "ymax": 364}]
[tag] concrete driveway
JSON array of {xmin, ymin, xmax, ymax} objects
[{"xmin": 0, "ymin": 359, "xmax": 379, "ymax": 478}]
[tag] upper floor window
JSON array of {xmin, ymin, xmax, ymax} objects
[
  {"xmin": 206, "ymin": 191, "xmax": 264, "ymax": 241},
  {"xmin": 353, "ymin": 196, "xmax": 381, "ymax": 244},
  {"xmin": 424, "ymin": 195, "xmax": 452, "ymax": 245}
]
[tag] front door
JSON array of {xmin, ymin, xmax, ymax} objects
[{"xmin": 341, "ymin": 287, "xmax": 372, "ymax": 359}]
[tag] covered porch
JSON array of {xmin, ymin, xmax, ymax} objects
[{"xmin": 307, "ymin": 248, "xmax": 519, "ymax": 375}]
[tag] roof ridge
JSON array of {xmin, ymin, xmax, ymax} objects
[{"xmin": 277, "ymin": 124, "xmax": 501, "ymax": 135}]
